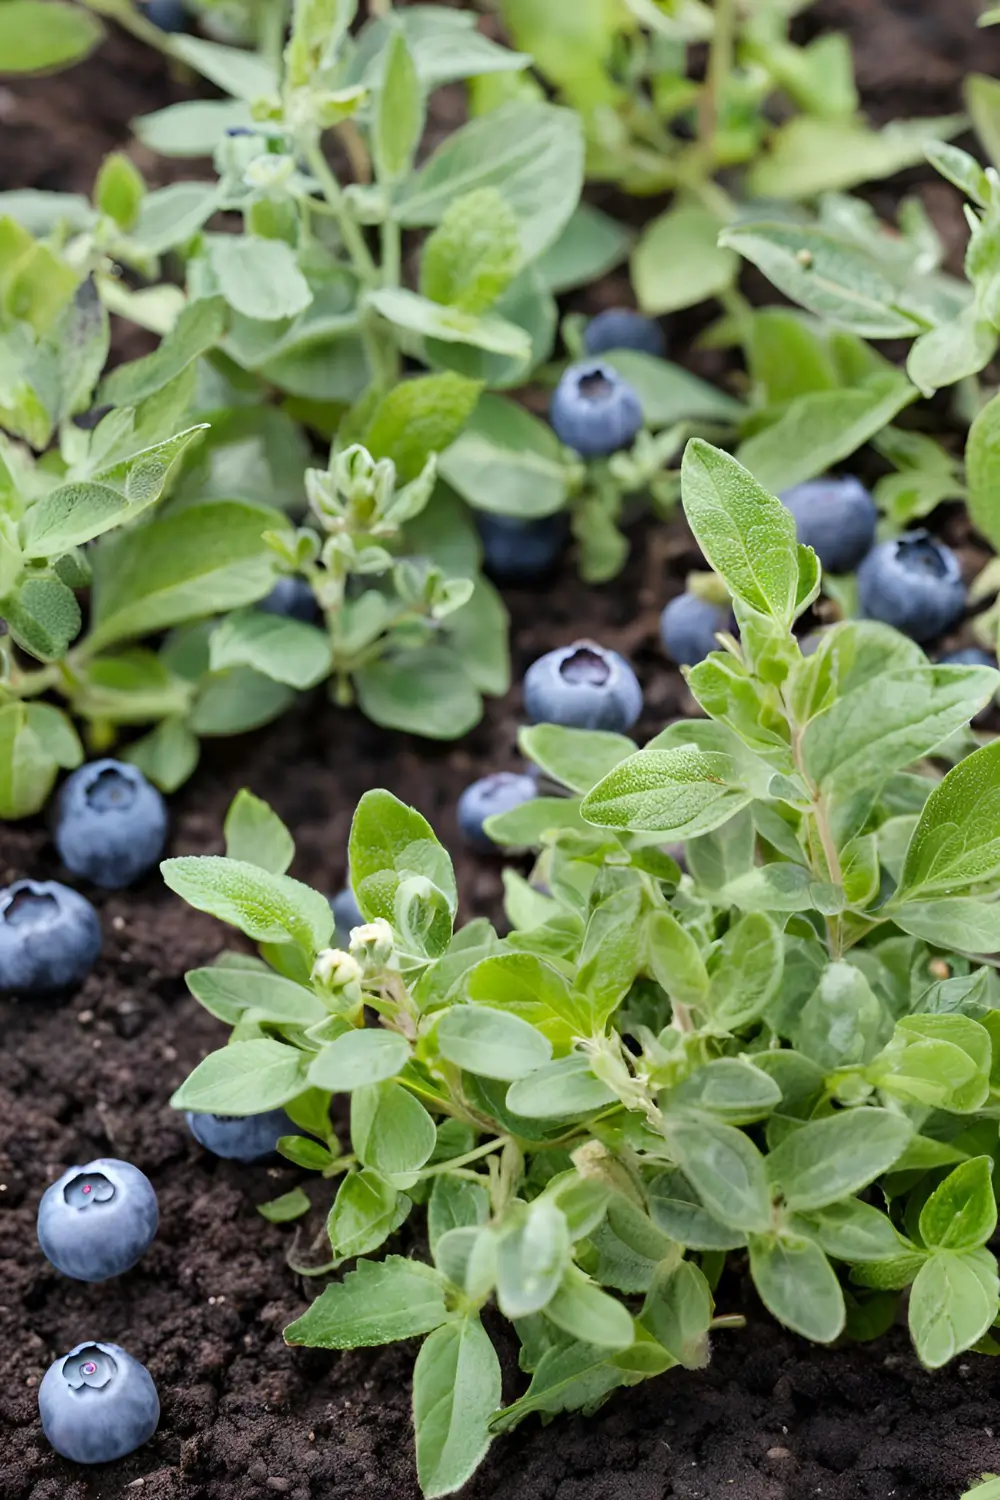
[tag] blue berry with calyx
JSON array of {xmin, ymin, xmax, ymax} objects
[
  {"xmin": 39, "ymin": 1342, "xmax": 159, "ymax": 1464},
  {"xmin": 55, "ymin": 759, "xmax": 167, "ymax": 890},
  {"xmin": 0, "ymin": 880, "xmax": 100, "ymax": 994},
  {"xmin": 780, "ymin": 476, "xmax": 877, "ymax": 574},
  {"xmin": 145, "ymin": 0, "xmax": 187, "ymax": 31},
  {"xmin": 660, "ymin": 592, "xmax": 728, "ymax": 667},
  {"xmin": 584, "ymin": 309, "xmax": 666, "ymax": 360},
  {"xmin": 476, "ymin": 512, "xmax": 567, "ymax": 583},
  {"xmin": 38, "ymin": 1158, "xmax": 159, "ymax": 1282},
  {"xmin": 259, "ymin": 575, "xmax": 319, "ymax": 623},
  {"xmin": 330, "ymin": 885, "xmax": 363, "ymax": 942},
  {"xmin": 458, "ymin": 772, "xmax": 538, "ymax": 851},
  {"xmin": 186, "ymin": 1108, "xmax": 294, "ymax": 1162},
  {"xmin": 857, "ymin": 530, "xmax": 965, "ymax": 643},
  {"xmin": 523, "ymin": 640, "xmax": 642, "ymax": 732},
  {"xmin": 549, "ymin": 361, "xmax": 643, "ymax": 459}
]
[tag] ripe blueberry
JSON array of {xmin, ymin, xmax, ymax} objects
[
  {"xmin": 145, "ymin": 0, "xmax": 187, "ymax": 31},
  {"xmin": 55, "ymin": 760, "xmax": 167, "ymax": 889},
  {"xmin": 780, "ymin": 476, "xmax": 877, "ymax": 574},
  {"xmin": 259, "ymin": 576, "xmax": 319, "ymax": 623},
  {"xmin": 660, "ymin": 592, "xmax": 728, "ymax": 666},
  {"xmin": 39, "ymin": 1342, "xmax": 159, "ymax": 1463},
  {"xmin": 458, "ymin": 772, "xmax": 538, "ymax": 851},
  {"xmin": 330, "ymin": 886, "xmax": 363, "ymax": 942},
  {"xmin": 549, "ymin": 361, "xmax": 643, "ymax": 459},
  {"xmin": 583, "ymin": 309, "xmax": 666, "ymax": 359},
  {"xmin": 186, "ymin": 1108, "xmax": 294, "ymax": 1162},
  {"xmin": 523, "ymin": 641, "xmax": 642, "ymax": 732},
  {"xmin": 0, "ymin": 880, "xmax": 100, "ymax": 994},
  {"xmin": 38, "ymin": 1158, "xmax": 158, "ymax": 1282},
  {"xmin": 857, "ymin": 530, "xmax": 965, "ymax": 643},
  {"xmin": 476, "ymin": 512, "xmax": 567, "ymax": 583},
  {"xmin": 939, "ymin": 646, "xmax": 995, "ymax": 668}
]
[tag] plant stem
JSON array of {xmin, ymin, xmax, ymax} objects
[
  {"xmin": 698, "ymin": 0, "xmax": 736, "ymax": 172},
  {"xmin": 257, "ymin": 0, "xmax": 288, "ymax": 78},
  {"xmin": 381, "ymin": 215, "xmax": 401, "ymax": 288},
  {"xmin": 419, "ymin": 1136, "xmax": 511, "ymax": 1179},
  {"xmin": 305, "ymin": 140, "xmax": 378, "ymax": 287}
]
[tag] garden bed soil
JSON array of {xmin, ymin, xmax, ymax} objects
[{"xmin": 5, "ymin": 3, "xmax": 1000, "ymax": 1497}]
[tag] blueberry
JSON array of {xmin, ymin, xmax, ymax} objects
[
  {"xmin": 330, "ymin": 885, "xmax": 363, "ymax": 942},
  {"xmin": 476, "ymin": 512, "xmax": 567, "ymax": 583},
  {"xmin": 857, "ymin": 530, "xmax": 965, "ymax": 643},
  {"xmin": 523, "ymin": 640, "xmax": 642, "ymax": 732},
  {"xmin": 38, "ymin": 1158, "xmax": 158, "ymax": 1282},
  {"xmin": 186, "ymin": 1108, "xmax": 293, "ymax": 1162},
  {"xmin": 780, "ymin": 476, "xmax": 877, "ymax": 574},
  {"xmin": 939, "ymin": 646, "xmax": 995, "ymax": 668},
  {"xmin": 259, "ymin": 576, "xmax": 319, "ymax": 623},
  {"xmin": 145, "ymin": 0, "xmax": 187, "ymax": 31},
  {"xmin": 583, "ymin": 309, "xmax": 666, "ymax": 360},
  {"xmin": 660, "ymin": 592, "xmax": 727, "ymax": 666},
  {"xmin": 0, "ymin": 880, "xmax": 100, "ymax": 994},
  {"xmin": 55, "ymin": 760, "xmax": 167, "ymax": 890},
  {"xmin": 458, "ymin": 772, "xmax": 538, "ymax": 851},
  {"xmin": 39, "ymin": 1342, "xmax": 159, "ymax": 1464},
  {"xmin": 549, "ymin": 361, "xmax": 643, "ymax": 459}
]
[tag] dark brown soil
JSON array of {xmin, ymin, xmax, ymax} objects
[{"xmin": 5, "ymin": 4, "xmax": 1000, "ymax": 1499}]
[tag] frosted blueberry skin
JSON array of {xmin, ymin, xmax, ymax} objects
[
  {"xmin": 38, "ymin": 1158, "xmax": 159, "ymax": 1282},
  {"xmin": 146, "ymin": 0, "xmax": 187, "ymax": 29},
  {"xmin": 39, "ymin": 1342, "xmax": 159, "ymax": 1464},
  {"xmin": 458, "ymin": 772, "xmax": 539, "ymax": 851},
  {"xmin": 583, "ymin": 309, "xmax": 666, "ymax": 360},
  {"xmin": 259, "ymin": 576, "xmax": 320, "ymax": 623},
  {"xmin": 857, "ymin": 530, "xmax": 965, "ymax": 643},
  {"xmin": 0, "ymin": 880, "xmax": 101, "ymax": 993},
  {"xmin": 330, "ymin": 886, "xmax": 364, "ymax": 942},
  {"xmin": 55, "ymin": 759, "xmax": 168, "ymax": 889},
  {"xmin": 549, "ymin": 361, "xmax": 644, "ymax": 459},
  {"xmin": 186, "ymin": 1108, "xmax": 294, "ymax": 1162},
  {"xmin": 780, "ymin": 476, "xmax": 877, "ymax": 574},
  {"xmin": 523, "ymin": 641, "xmax": 642, "ymax": 732},
  {"xmin": 660, "ymin": 593, "xmax": 728, "ymax": 667},
  {"xmin": 476, "ymin": 512, "xmax": 567, "ymax": 583}
]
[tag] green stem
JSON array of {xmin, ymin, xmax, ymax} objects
[
  {"xmin": 419, "ymin": 1136, "xmax": 511, "ymax": 1179},
  {"xmin": 698, "ymin": 0, "xmax": 736, "ymax": 172},
  {"xmin": 257, "ymin": 0, "xmax": 288, "ymax": 77},
  {"xmin": 381, "ymin": 215, "xmax": 401, "ymax": 289},
  {"xmin": 305, "ymin": 141, "xmax": 378, "ymax": 287}
]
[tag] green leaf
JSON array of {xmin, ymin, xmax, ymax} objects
[
  {"xmin": 170, "ymin": 1038, "xmax": 306, "ymax": 1112},
  {"xmin": 801, "ymin": 665, "xmax": 998, "ymax": 800},
  {"xmin": 720, "ymin": 224, "xmax": 922, "ymax": 340},
  {"xmin": 632, "ymin": 204, "xmax": 737, "ymax": 315},
  {"xmin": 95, "ymin": 152, "xmax": 144, "ymax": 232},
  {"xmin": 124, "ymin": 717, "xmax": 199, "ymax": 794},
  {"xmin": 891, "ymin": 898, "xmax": 1000, "ymax": 955},
  {"xmin": 640, "ymin": 1260, "xmax": 713, "ymax": 1369},
  {"xmin": 1, "ymin": 574, "xmax": 80, "ymax": 662},
  {"xmin": 208, "ymin": 237, "xmax": 312, "ymax": 323},
  {"xmin": 327, "ymin": 1167, "xmax": 408, "ymax": 1259},
  {"xmin": 429, "ymin": 1174, "xmax": 490, "ymax": 1256},
  {"xmin": 436, "ymin": 1007, "xmax": 552, "ymax": 1081},
  {"xmin": 0, "ymin": 0, "xmax": 102, "ymax": 73},
  {"xmin": 489, "ymin": 1339, "xmax": 626, "ymax": 1433},
  {"xmin": 603, "ymin": 350, "xmax": 743, "ymax": 427},
  {"xmin": 906, "ymin": 306, "xmax": 996, "ymax": 398},
  {"xmin": 870, "ymin": 1013, "xmax": 992, "ymax": 1112},
  {"xmin": 746, "ymin": 115, "xmax": 965, "ymax": 200},
  {"xmin": 748, "ymin": 1232, "xmax": 845, "ymax": 1343},
  {"xmin": 737, "ymin": 376, "xmax": 917, "ymax": 497},
  {"xmin": 504, "ymin": 1056, "xmax": 617, "ymax": 1120},
  {"xmin": 438, "ymin": 393, "xmax": 569, "ymax": 518},
  {"xmin": 581, "ymin": 745, "xmax": 753, "ymax": 839},
  {"xmin": 765, "ymin": 1108, "xmax": 913, "ymax": 1213},
  {"xmin": 414, "ymin": 1316, "xmax": 501, "ymax": 1499},
  {"xmin": 398, "ymin": 101, "xmax": 583, "ymax": 262},
  {"xmin": 703, "ymin": 911, "xmax": 783, "ymax": 1032},
  {"xmin": 496, "ymin": 1198, "xmax": 570, "ymax": 1317},
  {"xmin": 680, "ymin": 439, "xmax": 800, "ymax": 623},
  {"xmin": 100, "ymin": 297, "xmax": 226, "ymax": 408},
  {"xmin": 908, "ymin": 1248, "xmax": 999, "ymax": 1368},
  {"xmin": 368, "ymin": 286, "xmax": 531, "ymax": 359},
  {"xmin": 88, "ymin": 499, "xmax": 279, "ymax": 650},
  {"xmin": 896, "ymin": 740, "xmax": 1000, "ymax": 899},
  {"xmin": 662, "ymin": 1111, "xmax": 771, "ymax": 1232},
  {"xmin": 966, "ymin": 390, "xmax": 1000, "ymax": 552},
  {"xmin": 517, "ymin": 727, "xmax": 635, "ymax": 795},
  {"xmin": 373, "ymin": 26, "xmax": 424, "ymax": 184},
  {"xmin": 308, "ymin": 1029, "xmax": 411, "ymax": 1092},
  {"xmin": 258, "ymin": 1186, "xmax": 310, "ymax": 1223},
  {"xmin": 363, "ymin": 372, "xmax": 483, "ymax": 483},
  {"xmin": 168, "ymin": 33, "xmax": 278, "ymax": 101},
  {"xmin": 795, "ymin": 961, "xmax": 886, "ymax": 1071},
  {"xmin": 670, "ymin": 1059, "xmax": 781, "ymax": 1126},
  {"xmin": 967, "ymin": 73, "xmax": 1000, "ymax": 170},
  {"xmin": 186, "ymin": 965, "xmax": 325, "ymax": 1025},
  {"xmin": 545, "ymin": 1270, "xmax": 634, "ymax": 1351},
  {"xmin": 355, "ymin": 646, "xmax": 482, "ymax": 740},
  {"xmin": 644, "ymin": 909, "xmax": 709, "ymax": 1007},
  {"xmin": 132, "ymin": 99, "xmax": 254, "ymax": 158},
  {"xmin": 0, "ymin": 702, "xmax": 63, "ymax": 818},
  {"xmin": 210, "ymin": 610, "xmax": 332, "ymax": 691},
  {"xmin": 349, "ymin": 787, "xmax": 456, "ymax": 922},
  {"xmin": 420, "ymin": 188, "xmax": 520, "ymax": 316},
  {"xmin": 351, "ymin": 1081, "xmax": 437, "ymax": 1175},
  {"xmin": 161, "ymin": 856, "xmax": 334, "ymax": 954},
  {"xmin": 223, "ymin": 789, "xmax": 295, "ymax": 875},
  {"xmin": 534, "ymin": 203, "xmax": 630, "ymax": 294},
  {"xmin": 919, "ymin": 1157, "xmax": 997, "ymax": 1251},
  {"xmin": 794, "ymin": 1200, "xmax": 904, "ymax": 1263},
  {"xmin": 284, "ymin": 1256, "xmax": 454, "ymax": 1349},
  {"xmin": 485, "ymin": 795, "xmax": 589, "ymax": 848}
]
